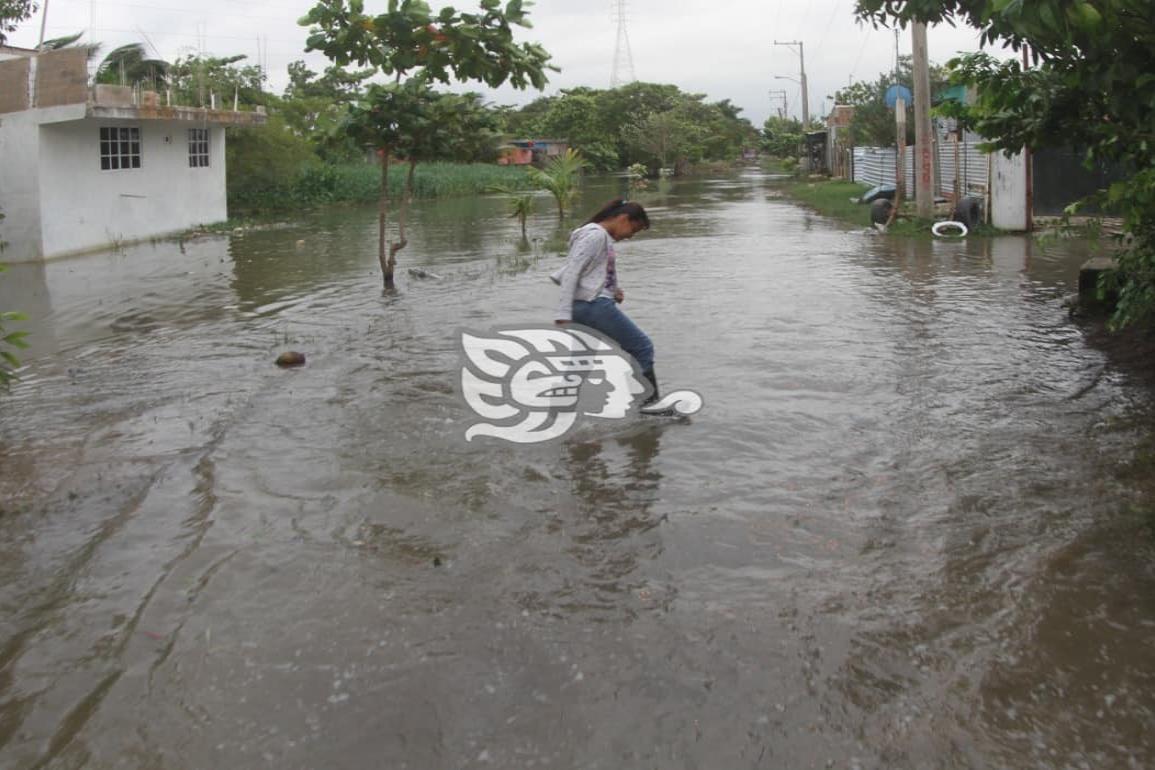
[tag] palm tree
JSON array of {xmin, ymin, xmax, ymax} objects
[
  {"xmin": 527, "ymin": 149, "xmax": 585, "ymax": 220},
  {"xmin": 508, "ymin": 192, "xmax": 535, "ymax": 239},
  {"xmin": 489, "ymin": 185, "xmax": 536, "ymax": 239},
  {"xmin": 95, "ymin": 43, "xmax": 169, "ymax": 90},
  {"xmin": 40, "ymin": 32, "xmax": 85, "ymax": 50}
]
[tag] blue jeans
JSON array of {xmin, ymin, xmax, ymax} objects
[{"xmin": 572, "ymin": 296, "xmax": 654, "ymax": 372}]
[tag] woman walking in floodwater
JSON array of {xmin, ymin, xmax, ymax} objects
[{"xmin": 552, "ymin": 199, "xmax": 664, "ymax": 411}]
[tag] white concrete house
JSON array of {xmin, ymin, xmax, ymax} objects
[{"xmin": 0, "ymin": 47, "xmax": 265, "ymax": 263}]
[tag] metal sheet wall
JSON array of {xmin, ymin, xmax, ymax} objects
[
  {"xmin": 936, "ymin": 140, "xmax": 989, "ymax": 198},
  {"xmin": 854, "ymin": 143, "xmax": 989, "ymax": 200},
  {"xmin": 852, "ymin": 147, "xmax": 914, "ymax": 190}
]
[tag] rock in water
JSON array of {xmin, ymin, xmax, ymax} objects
[{"xmin": 275, "ymin": 351, "xmax": 306, "ymax": 367}]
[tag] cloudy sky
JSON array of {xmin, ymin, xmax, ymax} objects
[{"xmin": 8, "ymin": 0, "xmax": 1003, "ymax": 126}]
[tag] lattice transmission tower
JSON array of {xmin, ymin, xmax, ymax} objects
[{"xmin": 611, "ymin": 0, "xmax": 636, "ymax": 87}]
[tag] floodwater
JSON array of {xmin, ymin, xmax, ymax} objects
[{"xmin": 1, "ymin": 172, "xmax": 1154, "ymax": 769}]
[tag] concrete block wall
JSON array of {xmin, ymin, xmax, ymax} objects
[
  {"xmin": 0, "ymin": 56, "xmax": 30, "ymax": 114},
  {"xmin": 37, "ymin": 119, "xmax": 228, "ymax": 257},
  {"xmin": 34, "ymin": 48, "xmax": 89, "ymax": 108}
]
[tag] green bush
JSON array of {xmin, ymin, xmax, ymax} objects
[
  {"xmin": 226, "ymin": 115, "xmax": 321, "ymax": 212},
  {"xmin": 0, "ymin": 265, "xmax": 27, "ymax": 390},
  {"xmin": 228, "ymin": 155, "xmax": 534, "ymax": 215}
]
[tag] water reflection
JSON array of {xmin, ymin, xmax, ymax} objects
[{"xmin": 539, "ymin": 426, "xmax": 668, "ymax": 618}]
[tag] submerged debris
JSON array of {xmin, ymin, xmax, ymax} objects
[{"xmin": 275, "ymin": 351, "xmax": 307, "ymax": 367}]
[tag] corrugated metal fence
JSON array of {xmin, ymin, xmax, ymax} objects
[
  {"xmin": 936, "ymin": 139, "xmax": 989, "ymax": 199},
  {"xmin": 853, "ymin": 147, "xmax": 914, "ymax": 190},
  {"xmin": 852, "ymin": 142, "xmax": 989, "ymax": 199}
]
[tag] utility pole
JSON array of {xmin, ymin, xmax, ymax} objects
[
  {"xmin": 774, "ymin": 40, "xmax": 808, "ymax": 128},
  {"xmin": 911, "ymin": 21, "xmax": 934, "ymax": 218},
  {"xmin": 37, "ymin": 0, "xmax": 51, "ymax": 49},
  {"xmin": 894, "ymin": 28, "xmax": 900, "ymax": 79},
  {"xmin": 1022, "ymin": 44, "xmax": 1033, "ymax": 231}
]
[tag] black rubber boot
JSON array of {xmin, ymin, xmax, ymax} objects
[{"xmin": 641, "ymin": 368, "xmax": 659, "ymax": 406}]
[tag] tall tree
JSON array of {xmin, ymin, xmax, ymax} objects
[
  {"xmin": 761, "ymin": 115, "xmax": 804, "ymax": 158},
  {"xmin": 855, "ymin": 0, "xmax": 1155, "ymax": 327},
  {"xmin": 300, "ymin": 0, "xmax": 555, "ymax": 288},
  {"xmin": 281, "ymin": 61, "xmax": 373, "ymax": 160}
]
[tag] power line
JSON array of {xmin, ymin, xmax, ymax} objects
[{"xmin": 849, "ymin": 25, "xmax": 873, "ymax": 83}]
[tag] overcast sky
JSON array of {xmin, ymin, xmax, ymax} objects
[{"xmin": 9, "ymin": 0, "xmax": 1004, "ymax": 126}]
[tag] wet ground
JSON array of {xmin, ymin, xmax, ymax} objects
[{"xmin": 1, "ymin": 172, "xmax": 1154, "ymax": 769}]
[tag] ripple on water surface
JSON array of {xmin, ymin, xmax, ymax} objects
[{"xmin": 1, "ymin": 174, "xmax": 1153, "ymax": 768}]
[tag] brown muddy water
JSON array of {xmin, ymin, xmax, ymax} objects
[{"xmin": 1, "ymin": 173, "xmax": 1154, "ymax": 769}]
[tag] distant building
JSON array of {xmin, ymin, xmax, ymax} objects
[
  {"xmin": 825, "ymin": 104, "xmax": 855, "ymax": 178},
  {"xmin": 496, "ymin": 138, "xmax": 569, "ymax": 167},
  {"xmin": 496, "ymin": 145, "xmax": 534, "ymax": 166},
  {"xmin": 0, "ymin": 48, "xmax": 265, "ymax": 263}
]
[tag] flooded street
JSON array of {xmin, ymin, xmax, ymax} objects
[{"xmin": 1, "ymin": 172, "xmax": 1154, "ymax": 768}]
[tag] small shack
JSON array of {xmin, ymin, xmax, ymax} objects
[
  {"xmin": 0, "ymin": 47, "xmax": 265, "ymax": 262},
  {"xmin": 496, "ymin": 138, "xmax": 569, "ymax": 167}
]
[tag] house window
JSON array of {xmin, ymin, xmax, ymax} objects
[
  {"xmin": 188, "ymin": 128, "xmax": 210, "ymax": 168},
  {"xmin": 99, "ymin": 126, "xmax": 141, "ymax": 170}
]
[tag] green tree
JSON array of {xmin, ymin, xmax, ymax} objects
[
  {"xmin": 855, "ymin": 0, "xmax": 1155, "ymax": 327},
  {"xmin": 167, "ymin": 54, "xmax": 268, "ymax": 109},
  {"xmin": 499, "ymin": 82, "xmax": 754, "ymax": 173},
  {"xmin": 300, "ymin": 0, "xmax": 555, "ymax": 288},
  {"xmin": 622, "ymin": 109, "xmax": 703, "ymax": 173},
  {"xmin": 762, "ymin": 115, "xmax": 804, "ymax": 158},
  {"xmin": 280, "ymin": 60, "xmax": 373, "ymax": 161},
  {"xmin": 493, "ymin": 95, "xmax": 554, "ymax": 138},
  {"xmin": 526, "ymin": 148, "xmax": 585, "ymax": 219},
  {"xmin": 226, "ymin": 114, "xmax": 320, "ymax": 212},
  {"xmin": 534, "ymin": 90, "xmax": 618, "ymax": 169},
  {"xmin": 0, "ymin": 0, "xmax": 36, "ymax": 46},
  {"xmin": 833, "ymin": 55, "xmax": 950, "ymax": 147}
]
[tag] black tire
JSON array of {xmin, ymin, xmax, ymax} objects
[
  {"xmin": 870, "ymin": 198, "xmax": 894, "ymax": 225},
  {"xmin": 951, "ymin": 196, "xmax": 983, "ymax": 228}
]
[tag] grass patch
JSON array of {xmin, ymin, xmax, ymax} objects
[
  {"xmin": 228, "ymin": 162, "xmax": 536, "ymax": 216},
  {"xmin": 776, "ymin": 178, "xmax": 873, "ymax": 227},
  {"xmin": 761, "ymin": 157, "xmax": 799, "ymax": 175},
  {"xmin": 774, "ymin": 177, "xmax": 1005, "ymax": 237}
]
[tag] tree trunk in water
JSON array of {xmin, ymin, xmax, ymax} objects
[
  {"xmin": 379, "ymin": 149, "xmax": 394, "ymax": 288},
  {"xmin": 385, "ymin": 159, "xmax": 415, "ymax": 282},
  {"xmin": 405, "ymin": 159, "xmax": 417, "ymax": 205}
]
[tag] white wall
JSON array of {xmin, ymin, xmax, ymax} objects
[
  {"xmin": 37, "ymin": 119, "xmax": 227, "ymax": 257},
  {"xmin": 990, "ymin": 150, "xmax": 1029, "ymax": 232},
  {"xmin": 0, "ymin": 109, "xmax": 45, "ymax": 262}
]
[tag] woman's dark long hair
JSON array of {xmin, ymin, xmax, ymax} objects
[{"xmin": 585, "ymin": 199, "xmax": 650, "ymax": 230}]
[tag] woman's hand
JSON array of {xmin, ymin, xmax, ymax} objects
[{"xmin": 613, "ymin": 288, "xmax": 625, "ymax": 304}]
